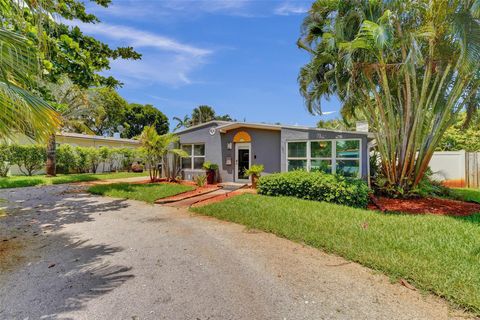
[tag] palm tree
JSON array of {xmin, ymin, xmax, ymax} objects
[
  {"xmin": 0, "ymin": 28, "xmax": 60, "ymax": 142},
  {"xmin": 191, "ymin": 105, "xmax": 216, "ymax": 126},
  {"xmin": 298, "ymin": 0, "xmax": 480, "ymax": 195},
  {"xmin": 0, "ymin": 1, "xmax": 61, "ymax": 142},
  {"xmin": 173, "ymin": 115, "xmax": 191, "ymax": 131},
  {"xmin": 44, "ymin": 77, "xmax": 92, "ymax": 176},
  {"xmin": 139, "ymin": 126, "xmax": 188, "ymax": 182}
]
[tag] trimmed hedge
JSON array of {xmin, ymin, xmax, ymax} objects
[
  {"xmin": 257, "ymin": 171, "xmax": 370, "ymax": 208},
  {"xmin": 0, "ymin": 143, "xmax": 143, "ymax": 176}
]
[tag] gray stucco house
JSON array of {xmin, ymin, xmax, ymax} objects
[{"xmin": 176, "ymin": 120, "xmax": 372, "ymax": 183}]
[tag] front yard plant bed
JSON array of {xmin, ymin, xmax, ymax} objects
[
  {"xmin": 88, "ymin": 182, "xmax": 194, "ymax": 203},
  {"xmin": 258, "ymin": 171, "xmax": 369, "ymax": 208},
  {"xmin": 192, "ymin": 194, "xmax": 480, "ymax": 314},
  {"xmin": 0, "ymin": 172, "xmax": 149, "ymax": 189},
  {"xmin": 370, "ymin": 196, "xmax": 480, "ymax": 216}
]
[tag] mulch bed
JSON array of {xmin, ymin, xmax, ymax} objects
[{"xmin": 369, "ymin": 196, "xmax": 480, "ymax": 216}]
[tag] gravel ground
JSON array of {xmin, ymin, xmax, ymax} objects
[{"xmin": 0, "ymin": 184, "xmax": 471, "ymax": 319}]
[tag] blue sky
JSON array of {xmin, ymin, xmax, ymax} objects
[{"xmin": 80, "ymin": 0, "xmax": 341, "ymax": 129}]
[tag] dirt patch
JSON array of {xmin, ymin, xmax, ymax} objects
[
  {"xmin": 0, "ymin": 238, "xmax": 26, "ymax": 272},
  {"xmin": 369, "ymin": 196, "xmax": 480, "ymax": 216}
]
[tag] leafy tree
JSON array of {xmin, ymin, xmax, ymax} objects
[
  {"xmin": 298, "ymin": 0, "xmax": 480, "ymax": 195},
  {"xmin": 4, "ymin": 1, "xmax": 140, "ymax": 174},
  {"xmin": 44, "ymin": 77, "xmax": 93, "ymax": 175},
  {"xmin": 139, "ymin": 126, "xmax": 187, "ymax": 182},
  {"xmin": 10, "ymin": 1, "xmax": 142, "ymax": 89},
  {"xmin": 84, "ymin": 88, "xmax": 129, "ymax": 136},
  {"xmin": 437, "ymin": 113, "xmax": 480, "ymax": 151},
  {"xmin": 437, "ymin": 127, "xmax": 480, "ymax": 152},
  {"xmin": 122, "ymin": 104, "xmax": 169, "ymax": 139},
  {"xmin": 10, "ymin": 145, "xmax": 47, "ymax": 176},
  {"xmin": 1, "ymin": 0, "xmax": 141, "ymax": 140}
]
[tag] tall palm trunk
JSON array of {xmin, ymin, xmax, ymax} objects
[{"xmin": 46, "ymin": 133, "xmax": 56, "ymax": 176}]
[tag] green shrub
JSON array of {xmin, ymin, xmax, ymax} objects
[
  {"xmin": 257, "ymin": 171, "xmax": 370, "ymax": 208},
  {"xmin": 0, "ymin": 144, "xmax": 12, "ymax": 177},
  {"xmin": 373, "ymin": 166, "xmax": 451, "ymax": 198},
  {"xmin": 74, "ymin": 147, "xmax": 90, "ymax": 173},
  {"xmin": 85, "ymin": 147, "xmax": 101, "ymax": 173},
  {"xmin": 411, "ymin": 168, "xmax": 452, "ymax": 198},
  {"xmin": 195, "ymin": 174, "xmax": 207, "ymax": 187},
  {"xmin": 99, "ymin": 146, "xmax": 111, "ymax": 172},
  {"xmin": 10, "ymin": 145, "xmax": 46, "ymax": 176},
  {"xmin": 56, "ymin": 144, "xmax": 77, "ymax": 174}
]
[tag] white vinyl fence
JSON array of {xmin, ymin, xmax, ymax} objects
[{"xmin": 429, "ymin": 150, "xmax": 480, "ymax": 188}]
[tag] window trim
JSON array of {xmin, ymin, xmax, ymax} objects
[
  {"xmin": 286, "ymin": 139, "xmax": 362, "ymax": 178},
  {"xmin": 181, "ymin": 143, "xmax": 206, "ymax": 170}
]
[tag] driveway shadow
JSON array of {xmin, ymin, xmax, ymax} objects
[
  {"xmin": 1, "ymin": 185, "xmax": 130, "ymax": 233},
  {"xmin": 0, "ymin": 185, "xmax": 135, "ymax": 319}
]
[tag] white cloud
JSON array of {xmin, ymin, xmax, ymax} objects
[
  {"xmin": 274, "ymin": 1, "xmax": 309, "ymax": 16},
  {"xmin": 72, "ymin": 22, "xmax": 212, "ymax": 86},
  {"xmin": 78, "ymin": 23, "xmax": 211, "ymax": 57}
]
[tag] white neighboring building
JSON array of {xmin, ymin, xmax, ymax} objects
[{"xmin": 9, "ymin": 132, "xmax": 140, "ymax": 176}]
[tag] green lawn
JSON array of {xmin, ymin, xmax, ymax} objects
[
  {"xmin": 88, "ymin": 182, "xmax": 194, "ymax": 203},
  {"xmin": 450, "ymin": 188, "xmax": 480, "ymax": 204},
  {"xmin": 192, "ymin": 194, "xmax": 480, "ymax": 314},
  {"xmin": 0, "ymin": 172, "xmax": 148, "ymax": 189}
]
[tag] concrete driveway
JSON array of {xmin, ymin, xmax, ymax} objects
[{"xmin": 0, "ymin": 185, "xmax": 468, "ymax": 319}]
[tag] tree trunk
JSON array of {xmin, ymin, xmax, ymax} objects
[{"xmin": 46, "ymin": 134, "xmax": 56, "ymax": 176}]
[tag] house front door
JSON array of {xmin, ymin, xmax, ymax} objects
[{"xmin": 235, "ymin": 143, "xmax": 250, "ymax": 182}]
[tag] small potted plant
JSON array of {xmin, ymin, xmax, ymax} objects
[
  {"xmin": 202, "ymin": 161, "xmax": 219, "ymax": 185},
  {"xmin": 245, "ymin": 164, "xmax": 264, "ymax": 189}
]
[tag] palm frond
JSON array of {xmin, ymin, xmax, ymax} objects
[{"xmin": 0, "ymin": 24, "xmax": 60, "ymax": 141}]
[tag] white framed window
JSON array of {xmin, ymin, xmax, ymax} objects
[
  {"xmin": 181, "ymin": 144, "xmax": 205, "ymax": 170},
  {"xmin": 287, "ymin": 141, "xmax": 308, "ymax": 171},
  {"xmin": 286, "ymin": 139, "xmax": 361, "ymax": 178}
]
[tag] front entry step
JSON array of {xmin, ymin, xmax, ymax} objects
[
  {"xmin": 164, "ymin": 189, "xmax": 229, "ymax": 207},
  {"xmin": 155, "ymin": 186, "xmax": 220, "ymax": 204},
  {"xmin": 218, "ymin": 182, "xmax": 247, "ymax": 191}
]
